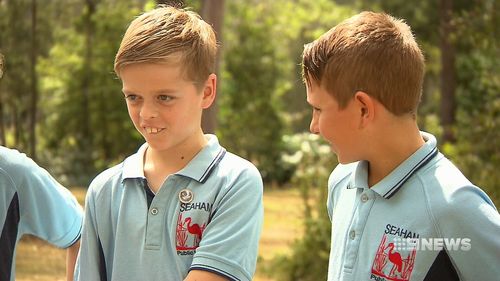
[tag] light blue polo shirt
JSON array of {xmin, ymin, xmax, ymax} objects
[
  {"xmin": 0, "ymin": 146, "xmax": 83, "ymax": 281},
  {"xmin": 75, "ymin": 134, "xmax": 264, "ymax": 281},
  {"xmin": 326, "ymin": 132, "xmax": 500, "ymax": 281}
]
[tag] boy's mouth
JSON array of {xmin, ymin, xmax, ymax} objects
[{"xmin": 144, "ymin": 127, "xmax": 165, "ymax": 134}]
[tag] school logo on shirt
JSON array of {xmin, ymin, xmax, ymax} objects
[
  {"xmin": 175, "ymin": 202, "xmax": 212, "ymax": 256},
  {"xmin": 370, "ymin": 224, "xmax": 419, "ymax": 281}
]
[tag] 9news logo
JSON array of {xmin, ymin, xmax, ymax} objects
[{"xmin": 393, "ymin": 237, "xmax": 471, "ymax": 252}]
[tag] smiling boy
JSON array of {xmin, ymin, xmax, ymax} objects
[{"xmin": 75, "ymin": 6, "xmax": 263, "ymax": 281}]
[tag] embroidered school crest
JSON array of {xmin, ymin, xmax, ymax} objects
[
  {"xmin": 371, "ymin": 234, "xmax": 416, "ymax": 281},
  {"xmin": 175, "ymin": 213, "xmax": 206, "ymax": 255},
  {"xmin": 175, "ymin": 202, "xmax": 211, "ymax": 255}
]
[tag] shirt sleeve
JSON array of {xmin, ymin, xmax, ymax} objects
[
  {"xmin": 190, "ymin": 165, "xmax": 264, "ymax": 281},
  {"xmin": 14, "ymin": 152, "xmax": 83, "ymax": 248},
  {"xmin": 434, "ymin": 183, "xmax": 500, "ymax": 280}
]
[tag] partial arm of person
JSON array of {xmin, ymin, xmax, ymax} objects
[
  {"xmin": 184, "ymin": 269, "xmax": 229, "ymax": 281},
  {"xmin": 10, "ymin": 149, "xmax": 83, "ymax": 249},
  {"xmin": 66, "ymin": 240, "xmax": 80, "ymax": 281}
]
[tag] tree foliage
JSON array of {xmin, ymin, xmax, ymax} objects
[
  {"xmin": 218, "ymin": 0, "xmax": 353, "ymax": 183},
  {"xmin": 269, "ymin": 133, "xmax": 337, "ymax": 281},
  {"xmin": 37, "ymin": 1, "xmax": 144, "ymax": 184},
  {"xmin": 0, "ymin": 0, "xmax": 54, "ymax": 153},
  {"xmin": 218, "ymin": 0, "xmax": 287, "ymax": 183},
  {"xmin": 445, "ymin": 0, "xmax": 500, "ymax": 204}
]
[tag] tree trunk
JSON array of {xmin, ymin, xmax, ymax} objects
[
  {"xmin": 439, "ymin": 0, "xmax": 456, "ymax": 143},
  {"xmin": 0, "ymin": 53, "xmax": 5, "ymax": 145},
  {"xmin": 79, "ymin": 0, "xmax": 97, "ymax": 173},
  {"xmin": 29, "ymin": 0, "xmax": 38, "ymax": 160},
  {"xmin": 200, "ymin": 0, "xmax": 224, "ymax": 134}
]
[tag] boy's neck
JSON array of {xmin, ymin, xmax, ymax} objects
[
  {"xmin": 366, "ymin": 119, "xmax": 425, "ymax": 188},
  {"xmin": 143, "ymin": 132, "xmax": 207, "ymax": 192}
]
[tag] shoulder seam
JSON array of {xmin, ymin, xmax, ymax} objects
[
  {"xmin": 91, "ymin": 163, "xmax": 124, "ymax": 201},
  {"xmin": 416, "ymin": 174, "xmax": 443, "ymax": 238}
]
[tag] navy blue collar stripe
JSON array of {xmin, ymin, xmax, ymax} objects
[
  {"xmin": 384, "ymin": 147, "xmax": 439, "ymax": 199},
  {"xmin": 199, "ymin": 148, "xmax": 226, "ymax": 183}
]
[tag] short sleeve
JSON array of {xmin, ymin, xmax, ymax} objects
[
  {"xmin": 190, "ymin": 165, "xmax": 264, "ymax": 281},
  {"xmin": 12, "ymin": 152, "xmax": 83, "ymax": 248}
]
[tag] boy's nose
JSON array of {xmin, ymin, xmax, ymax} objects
[
  {"xmin": 309, "ymin": 118, "xmax": 319, "ymax": 135},
  {"xmin": 139, "ymin": 103, "xmax": 159, "ymax": 119}
]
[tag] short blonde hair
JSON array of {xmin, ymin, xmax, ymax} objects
[
  {"xmin": 114, "ymin": 5, "xmax": 217, "ymax": 86},
  {"xmin": 302, "ymin": 12, "xmax": 424, "ymax": 115}
]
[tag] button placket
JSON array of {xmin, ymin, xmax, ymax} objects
[
  {"xmin": 144, "ymin": 177, "xmax": 176, "ymax": 250},
  {"xmin": 343, "ymin": 188, "xmax": 374, "ymax": 270}
]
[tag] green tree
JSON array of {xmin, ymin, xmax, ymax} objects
[
  {"xmin": 38, "ymin": 0, "xmax": 143, "ymax": 185},
  {"xmin": 445, "ymin": 0, "xmax": 500, "ymax": 206},
  {"xmin": 0, "ymin": 0, "xmax": 53, "ymax": 154},
  {"xmin": 218, "ymin": 0, "xmax": 353, "ymax": 183},
  {"xmin": 270, "ymin": 133, "xmax": 337, "ymax": 281},
  {"xmin": 200, "ymin": 0, "xmax": 224, "ymax": 134},
  {"xmin": 218, "ymin": 0, "xmax": 286, "ymax": 183}
]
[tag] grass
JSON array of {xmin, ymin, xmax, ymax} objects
[{"xmin": 15, "ymin": 187, "xmax": 306, "ymax": 281}]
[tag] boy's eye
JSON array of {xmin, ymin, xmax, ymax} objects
[
  {"xmin": 125, "ymin": 94, "xmax": 138, "ymax": 101},
  {"xmin": 313, "ymin": 107, "xmax": 321, "ymax": 113},
  {"xmin": 158, "ymin": 95, "xmax": 173, "ymax": 101}
]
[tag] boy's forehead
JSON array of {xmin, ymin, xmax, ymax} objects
[
  {"xmin": 306, "ymin": 81, "xmax": 337, "ymax": 105},
  {"xmin": 306, "ymin": 82, "xmax": 321, "ymax": 104},
  {"xmin": 120, "ymin": 62, "xmax": 196, "ymax": 91},
  {"xmin": 306, "ymin": 79, "xmax": 322, "ymax": 95}
]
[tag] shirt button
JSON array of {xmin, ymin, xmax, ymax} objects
[
  {"xmin": 361, "ymin": 194, "xmax": 369, "ymax": 202},
  {"xmin": 150, "ymin": 207, "xmax": 159, "ymax": 215},
  {"xmin": 349, "ymin": 230, "xmax": 356, "ymax": 240}
]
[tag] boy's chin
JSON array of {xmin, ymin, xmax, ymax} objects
[{"xmin": 335, "ymin": 154, "xmax": 358, "ymax": 165}]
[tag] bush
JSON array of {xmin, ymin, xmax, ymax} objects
[{"xmin": 269, "ymin": 133, "xmax": 337, "ymax": 281}]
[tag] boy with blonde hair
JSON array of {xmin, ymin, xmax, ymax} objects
[
  {"xmin": 302, "ymin": 11, "xmax": 500, "ymax": 281},
  {"xmin": 75, "ymin": 5, "xmax": 263, "ymax": 281}
]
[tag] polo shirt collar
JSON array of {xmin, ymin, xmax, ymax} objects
[
  {"xmin": 122, "ymin": 143, "xmax": 148, "ymax": 180},
  {"xmin": 176, "ymin": 134, "xmax": 226, "ymax": 183},
  {"xmin": 347, "ymin": 131, "xmax": 439, "ymax": 199},
  {"xmin": 122, "ymin": 134, "xmax": 226, "ymax": 183}
]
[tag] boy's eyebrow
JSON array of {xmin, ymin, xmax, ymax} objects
[
  {"xmin": 153, "ymin": 89, "xmax": 178, "ymax": 94},
  {"xmin": 121, "ymin": 88, "xmax": 179, "ymax": 95}
]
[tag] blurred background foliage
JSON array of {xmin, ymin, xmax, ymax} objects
[{"xmin": 0, "ymin": 0, "xmax": 498, "ymax": 280}]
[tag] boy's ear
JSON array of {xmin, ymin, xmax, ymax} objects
[
  {"xmin": 354, "ymin": 91, "xmax": 375, "ymax": 128},
  {"xmin": 201, "ymin": 73, "xmax": 217, "ymax": 109}
]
